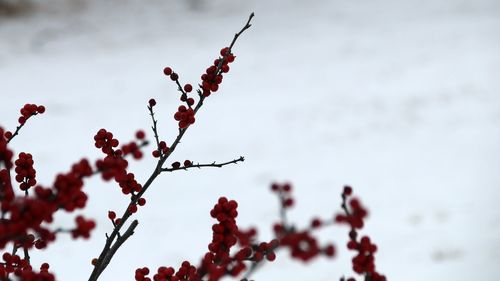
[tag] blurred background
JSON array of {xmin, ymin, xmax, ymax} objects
[{"xmin": 1, "ymin": 0, "xmax": 499, "ymax": 280}]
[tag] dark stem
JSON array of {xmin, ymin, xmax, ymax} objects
[
  {"xmin": 87, "ymin": 13, "xmax": 254, "ymax": 281},
  {"xmin": 161, "ymin": 156, "xmax": 244, "ymax": 172},
  {"xmin": 148, "ymin": 105, "xmax": 162, "ymax": 151},
  {"xmin": 6, "ymin": 124, "xmax": 24, "ymax": 144},
  {"xmin": 278, "ymin": 191, "xmax": 289, "ymax": 230},
  {"xmin": 22, "ymin": 246, "xmax": 30, "ymax": 265},
  {"xmin": 6, "ymin": 113, "xmax": 40, "ymax": 144}
]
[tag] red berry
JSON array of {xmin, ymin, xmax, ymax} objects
[
  {"xmin": 108, "ymin": 211, "xmax": 116, "ymax": 220},
  {"xmin": 128, "ymin": 204, "xmax": 138, "ymax": 213},
  {"xmin": 220, "ymin": 47, "xmax": 230, "ymax": 56},
  {"xmin": 135, "ymin": 130, "xmax": 145, "ymax": 139},
  {"xmin": 184, "ymin": 84, "xmax": 193, "ymax": 92},
  {"xmin": 311, "ymin": 218, "xmax": 322, "ymax": 228},
  {"xmin": 210, "ymin": 84, "xmax": 219, "ymax": 92},
  {"xmin": 138, "ymin": 198, "xmax": 146, "ymax": 206},
  {"xmin": 344, "ymin": 185, "xmax": 353, "ymax": 195},
  {"xmin": 170, "ymin": 72, "xmax": 179, "ymax": 81},
  {"xmin": 159, "ymin": 141, "xmax": 167, "ymax": 149},
  {"xmin": 266, "ymin": 252, "xmax": 276, "ymax": 261},
  {"xmin": 37, "ymin": 105, "xmax": 46, "ymax": 113},
  {"xmin": 149, "ymin": 99, "xmax": 157, "ymax": 107},
  {"xmin": 324, "ymin": 245, "xmax": 335, "ymax": 257},
  {"xmin": 163, "ymin": 67, "xmax": 173, "ymax": 76},
  {"xmin": 152, "ymin": 150, "xmax": 161, "ymax": 158}
]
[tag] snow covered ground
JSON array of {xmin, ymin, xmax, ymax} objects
[{"xmin": 1, "ymin": 0, "xmax": 500, "ymax": 280}]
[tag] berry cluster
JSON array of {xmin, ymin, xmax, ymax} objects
[
  {"xmin": 136, "ymin": 196, "xmax": 280, "ymax": 281},
  {"xmin": 336, "ymin": 186, "xmax": 386, "ymax": 281},
  {"xmin": 135, "ymin": 262, "xmax": 199, "ymax": 281},
  {"xmin": 94, "ymin": 129, "xmax": 144, "ymax": 196},
  {"xmin": 1, "ymin": 252, "xmax": 30, "ymax": 277},
  {"xmin": 121, "ymin": 130, "xmax": 146, "ymax": 160},
  {"xmin": 271, "ymin": 183, "xmax": 335, "ymax": 262},
  {"xmin": 279, "ymin": 231, "xmax": 325, "ymax": 262},
  {"xmin": 152, "ymin": 141, "xmax": 170, "ymax": 158},
  {"xmin": 200, "ymin": 47, "xmax": 235, "ymax": 97},
  {"xmin": 71, "ymin": 215, "xmax": 96, "ymax": 239},
  {"xmin": 2, "ymin": 104, "xmax": 45, "ymax": 142},
  {"xmin": 174, "ymin": 105, "xmax": 195, "ymax": 129},
  {"xmin": 116, "ymin": 172, "xmax": 142, "ymax": 195},
  {"xmin": 1, "ymin": 104, "xmax": 149, "ymax": 280},
  {"xmin": 162, "ymin": 46, "xmax": 237, "ymax": 129},
  {"xmin": 335, "ymin": 186, "xmax": 367, "ymax": 229},
  {"xmin": 162, "ymin": 67, "xmax": 196, "ymax": 129},
  {"xmin": 271, "ymin": 182, "xmax": 294, "ymax": 208},
  {"xmin": 52, "ymin": 159, "xmax": 93, "ymax": 211},
  {"xmin": 94, "ymin": 129, "xmax": 120, "ymax": 155},
  {"xmin": 14, "ymin": 152, "xmax": 37, "ymax": 191},
  {"xmin": 1, "ymin": 252, "xmax": 55, "ymax": 280},
  {"xmin": 208, "ymin": 197, "xmax": 239, "ymax": 261},
  {"xmin": 16, "ymin": 267, "xmax": 55, "ymax": 281},
  {"xmin": 17, "ymin": 104, "xmax": 45, "ymax": 125}
]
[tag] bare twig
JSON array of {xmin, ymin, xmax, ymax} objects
[
  {"xmin": 161, "ymin": 156, "xmax": 244, "ymax": 172},
  {"xmin": 148, "ymin": 105, "xmax": 162, "ymax": 152}
]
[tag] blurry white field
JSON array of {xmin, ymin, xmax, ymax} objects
[{"xmin": 1, "ymin": 0, "xmax": 500, "ymax": 280}]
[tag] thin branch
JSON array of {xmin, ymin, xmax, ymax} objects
[
  {"xmin": 174, "ymin": 79, "xmax": 189, "ymax": 106},
  {"xmin": 6, "ymin": 113, "xmax": 40, "ymax": 144},
  {"xmin": 88, "ymin": 13, "xmax": 254, "ymax": 281},
  {"xmin": 240, "ymin": 243, "xmax": 280, "ymax": 280},
  {"xmin": 6, "ymin": 123, "xmax": 25, "ymax": 144},
  {"xmin": 96, "ymin": 220, "xmax": 139, "ymax": 277},
  {"xmin": 148, "ymin": 105, "xmax": 162, "ymax": 151},
  {"xmin": 278, "ymin": 191, "xmax": 290, "ymax": 231},
  {"xmin": 22, "ymin": 247, "xmax": 30, "ymax": 265},
  {"xmin": 161, "ymin": 156, "xmax": 244, "ymax": 172}
]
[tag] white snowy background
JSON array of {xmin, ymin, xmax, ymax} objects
[{"xmin": 1, "ymin": 0, "xmax": 499, "ymax": 280}]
